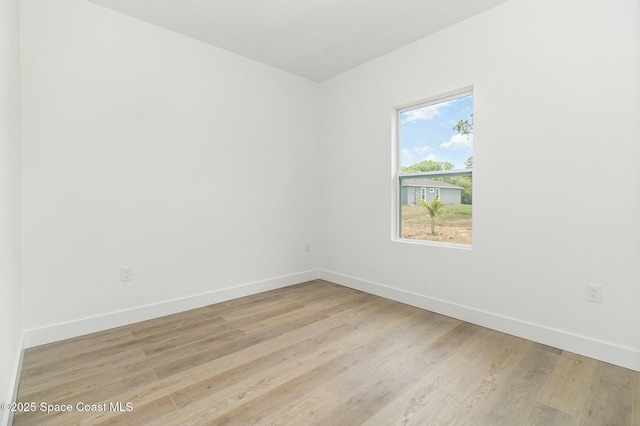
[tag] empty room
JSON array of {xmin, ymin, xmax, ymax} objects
[{"xmin": 1, "ymin": 0, "xmax": 639, "ymax": 424}]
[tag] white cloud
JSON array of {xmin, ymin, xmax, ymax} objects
[
  {"xmin": 401, "ymin": 148, "xmax": 412, "ymax": 159},
  {"xmin": 413, "ymin": 145, "xmax": 431, "ymax": 155},
  {"xmin": 440, "ymin": 133, "xmax": 473, "ymax": 150},
  {"xmin": 402, "ymin": 109, "xmax": 438, "ymax": 124},
  {"xmin": 426, "ymin": 154, "xmax": 440, "ymax": 161},
  {"xmin": 401, "ymin": 101, "xmax": 452, "ymax": 124}
]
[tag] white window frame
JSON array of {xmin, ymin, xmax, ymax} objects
[{"xmin": 392, "ymin": 87, "xmax": 473, "ymax": 248}]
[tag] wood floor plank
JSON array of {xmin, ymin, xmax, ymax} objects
[
  {"xmin": 578, "ymin": 362, "xmax": 634, "ymax": 425},
  {"xmin": 22, "ymin": 338, "xmax": 154, "ymax": 381},
  {"xmin": 17, "ymin": 347, "xmax": 148, "ymax": 393},
  {"xmin": 17, "ymin": 353, "xmax": 151, "ymax": 399},
  {"xmin": 141, "ymin": 322, "xmax": 242, "ymax": 356},
  {"xmin": 219, "ymin": 300, "xmax": 306, "ymax": 324},
  {"xmin": 236, "ymin": 291, "xmax": 372, "ymax": 335},
  {"xmin": 78, "ymin": 298, "xmax": 396, "ymax": 422},
  {"xmin": 204, "ymin": 292, "xmax": 287, "ymax": 318},
  {"xmin": 169, "ymin": 322, "xmax": 361, "ymax": 410},
  {"xmin": 361, "ymin": 325, "xmax": 517, "ymax": 425},
  {"xmin": 539, "ymin": 351, "xmax": 598, "ymax": 417},
  {"xmin": 17, "ymin": 317, "xmax": 228, "ymax": 397},
  {"xmin": 20, "ymin": 326, "xmax": 244, "ymax": 396},
  {"xmin": 157, "ymin": 304, "xmax": 430, "ymax": 425},
  {"xmin": 468, "ymin": 345, "xmax": 560, "ymax": 425},
  {"xmin": 427, "ymin": 333, "xmax": 534, "ymax": 424},
  {"xmin": 17, "ymin": 367, "xmax": 158, "ymax": 412},
  {"xmin": 151, "ymin": 312, "xmax": 325, "ymax": 379},
  {"xmin": 524, "ymin": 402, "xmax": 578, "ymax": 426},
  {"xmin": 48, "ymin": 295, "xmax": 395, "ymax": 425},
  {"xmin": 266, "ymin": 390, "xmax": 343, "ymax": 426},
  {"xmin": 13, "ymin": 369, "xmax": 159, "ymax": 425},
  {"xmin": 200, "ymin": 305, "xmax": 443, "ymax": 425},
  {"xmin": 270, "ymin": 280, "xmax": 348, "ymax": 300},
  {"xmin": 21, "ymin": 327, "xmax": 135, "ymax": 370},
  {"xmin": 263, "ymin": 310, "xmax": 462, "ymax": 425},
  {"xmin": 13, "ymin": 281, "xmax": 638, "ymax": 426},
  {"xmin": 129, "ymin": 309, "xmax": 225, "ymax": 338},
  {"xmin": 634, "ymin": 372, "xmax": 640, "ymax": 426},
  {"xmin": 93, "ymin": 396, "xmax": 177, "ymax": 426}
]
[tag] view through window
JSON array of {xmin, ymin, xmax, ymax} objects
[{"xmin": 397, "ymin": 90, "xmax": 473, "ymax": 245}]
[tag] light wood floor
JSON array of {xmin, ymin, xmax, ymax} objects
[{"xmin": 14, "ymin": 280, "xmax": 639, "ymax": 425}]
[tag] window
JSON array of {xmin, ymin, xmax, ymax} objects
[{"xmin": 396, "ymin": 89, "xmax": 473, "ymax": 246}]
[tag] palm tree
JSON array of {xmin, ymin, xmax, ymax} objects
[{"xmin": 419, "ymin": 198, "xmax": 444, "ymax": 235}]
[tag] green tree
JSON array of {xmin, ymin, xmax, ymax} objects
[
  {"xmin": 453, "ymin": 114, "xmax": 473, "ymax": 138},
  {"xmin": 419, "ymin": 198, "xmax": 444, "ymax": 235},
  {"xmin": 454, "ymin": 176, "xmax": 472, "ymax": 204},
  {"xmin": 403, "ymin": 160, "xmax": 453, "ymax": 173},
  {"xmin": 465, "ymin": 155, "xmax": 473, "ymax": 168},
  {"xmin": 454, "ymin": 116, "xmax": 474, "ymax": 204}
]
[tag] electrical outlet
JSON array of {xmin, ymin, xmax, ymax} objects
[
  {"xmin": 586, "ymin": 283, "xmax": 602, "ymax": 303},
  {"xmin": 121, "ymin": 266, "xmax": 133, "ymax": 282}
]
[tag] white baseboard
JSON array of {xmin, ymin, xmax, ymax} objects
[
  {"xmin": 23, "ymin": 270, "xmax": 321, "ymax": 349},
  {"xmin": 1, "ymin": 333, "xmax": 24, "ymax": 426},
  {"xmin": 320, "ymin": 270, "xmax": 640, "ymax": 372},
  {"xmin": 19, "ymin": 268, "xmax": 639, "ymax": 372}
]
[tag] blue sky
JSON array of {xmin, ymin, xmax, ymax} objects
[{"xmin": 399, "ymin": 95, "xmax": 473, "ymax": 169}]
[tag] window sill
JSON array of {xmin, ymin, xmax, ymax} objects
[{"xmin": 392, "ymin": 237, "xmax": 473, "ymax": 250}]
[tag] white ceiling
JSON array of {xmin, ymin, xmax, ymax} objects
[{"xmin": 89, "ymin": 0, "xmax": 510, "ymax": 82}]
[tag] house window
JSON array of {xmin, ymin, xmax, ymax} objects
[{"xmin": 396, "ymin": 88, "xmax": 473, "ymax": 246}]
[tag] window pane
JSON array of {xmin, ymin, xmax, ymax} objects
[
  {"xmin": 399, "ymin": 174, "xmax": 472, "ymax": 245},
  {"xmin": 398, "ymin": 92, "xmax": 473, "ymax": 245}
]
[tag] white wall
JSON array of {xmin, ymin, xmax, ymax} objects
[
  {"xmin": 17, "ymin": 0, "xmax": 640, "ymax": 373},
  {"xmin": 20, "ymin": 0, "xmax": 320, "ymax": 339},
  {"xmin": 320, "ymin": 0, "xmax": 640, "ymax": 369},
  {"xmin": 0, "ymin": 0, "xmax": 22, "ymax": 422}
]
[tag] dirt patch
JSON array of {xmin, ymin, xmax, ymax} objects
[
  {"xmin": 401, "ymin": 223, "xmax": 472, "ymax": 245},
  {"xmin": 401, "ymin": 204, "xmax": 472, "ymax": 245}
]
